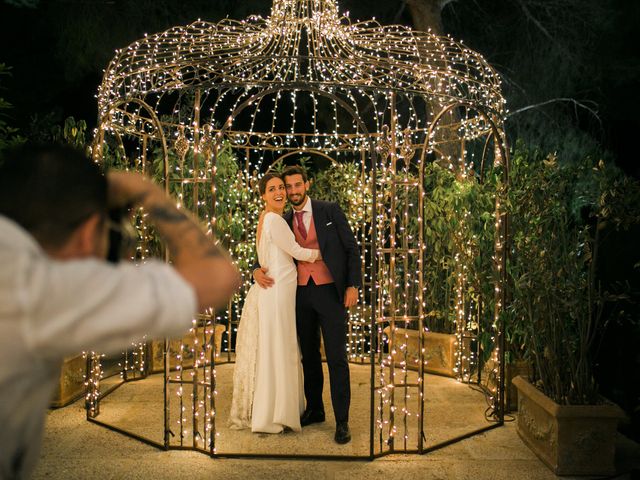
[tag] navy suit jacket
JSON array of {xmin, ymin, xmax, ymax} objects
[{"xmin": 283, "ymin": 199, "xmax": 361, "ymax": 302}]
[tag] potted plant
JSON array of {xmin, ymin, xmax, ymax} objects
[{"xmin": 507, "ymin": 145, "xmax": 639, "ymax": 475}]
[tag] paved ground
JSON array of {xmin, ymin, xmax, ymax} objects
[
  {"xmin": 92, "ymin": 365, "xmax": 493, "ymax": 456},
  {"xmin": 33, "ymin": 397, "xmax": 640, "ymax": 480}
]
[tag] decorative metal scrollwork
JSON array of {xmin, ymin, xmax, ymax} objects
[
  {"xmin": 400, "ymin": 128, "xmax": 416, "ymax": 167},
  {"xmin": 174, "ymin": 125, "xmax": 190, "ymax": 160},
  {"xmin": 376, "ymin": 125, "xmax": 391, "ymax": 161},
  {"xmin": 200, "ymin": 124, "xmax": 214, "ymax": 161}
]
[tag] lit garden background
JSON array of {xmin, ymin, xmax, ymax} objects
[{"xmin": 1, "ymin": 0, "xmax": 639, "ymax": 474}]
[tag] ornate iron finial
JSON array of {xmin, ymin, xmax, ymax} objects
[
  {"xmin": 400, "ymin": 128, "xmax": 416, "ymax": 166},
  {"xmin": 376, "ymin": 125, "xmax": 391, "ymax": 161},
  {"xmin": 200, "ymin": 124, "xmax": 214, "ymax": 161},
  {"xmin": 174, "ymin": 126, "xmax": 190, "ymax": 160}
]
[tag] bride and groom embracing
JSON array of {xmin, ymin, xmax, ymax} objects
[{"xmin": 229, "ymin": 165, "xmax": 361, "ymax": 444}]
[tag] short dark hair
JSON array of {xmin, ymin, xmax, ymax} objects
[
  {"xmin": 281, "ymin": 165, "xmax": 308, "ymax": 183},
  {"xmin": 257, "ymin": 171, "xmax": 283, "ymax": 195},
  {"xmin": 0, "ymin": 143, "xmax": 107, "ymax": 248}
]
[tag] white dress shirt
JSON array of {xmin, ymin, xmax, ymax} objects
[{"xmin": 0, "ymin": 215, "xmax": 197, "ymax": 479}]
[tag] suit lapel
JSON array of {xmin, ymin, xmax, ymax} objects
[
  {"xmin": 283, "ymin": 210, "xmax": 293, "ymax": 230},
  {"xmin": 312, "ymin": 200, "xmax": 328, "ymax": 251}
]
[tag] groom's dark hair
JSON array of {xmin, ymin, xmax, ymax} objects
[{"xmin": 281, "ymin": 165, "xmax": 308, "ymax": 183}]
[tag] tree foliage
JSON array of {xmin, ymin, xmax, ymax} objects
[
  {"xmin": 506, "ymin": 143, "xmax": 640, "ymax": 404},
  {"xmin": 0, "ymin": 64, "xmax": 24, "ymax": 156},
  {"xmin": 442, "ymin": 0, "xmax": 637, "ymax": 168},
  {"xmin": 2, "ymin": 0, "xmax": 637, "ymax": 176}
]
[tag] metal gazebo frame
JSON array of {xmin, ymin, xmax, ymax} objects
[{"xmin": 88, "ymin": 0, "xmax": 509, "ymax": 460}]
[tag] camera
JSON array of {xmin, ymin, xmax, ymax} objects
[{"xmin": 106, "ymin": 204, "xmax": 136, "ymax": 263}]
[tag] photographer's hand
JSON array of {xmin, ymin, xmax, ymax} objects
[{"xmin": 107, "ymin": 172, "xmax": 240, "ymax": 311}]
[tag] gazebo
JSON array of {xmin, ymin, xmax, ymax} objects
[{"xmin": 88, "ymin": 0, "xmax": 508, "ymax": 459}]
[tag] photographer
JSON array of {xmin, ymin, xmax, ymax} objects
[{"xmin": 0, "ymin": 144, "xmax": 240, "ymax": 479}]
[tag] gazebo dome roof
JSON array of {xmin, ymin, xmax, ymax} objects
[{"xmin": 98, "ymin": 0, "xmax": 505, "ymax": 119}]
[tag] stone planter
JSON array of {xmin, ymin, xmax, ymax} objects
[
  {"xmin": 51, "ymin": 354, "xmax": 86, "ymax": 408},
  {"xmin": 505, "ymin": 360, "xmax": 531, "ymax": 412},
  {"xmin": 382, "ymin": 327, "xmax": 456, "ymax": 377},
  {"xmin": 512, "ymin": 375, "xmax": 625, "ymax": 476}
]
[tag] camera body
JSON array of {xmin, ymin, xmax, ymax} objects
[{"xmin": 106, "ymin": 205, "xmax": 136, "ymax": 263}]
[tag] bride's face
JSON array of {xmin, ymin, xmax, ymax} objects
[{"xmin": 262, "ymin": 177, "xmax": 287, "ymax": 212}]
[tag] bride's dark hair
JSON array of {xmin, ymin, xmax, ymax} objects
[{"xmin": 258, "ymin": 171, "xmax": 283, "ymax": 195}]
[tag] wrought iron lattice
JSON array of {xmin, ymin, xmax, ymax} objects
[{"xmin": 88, "ymin": 0, "xmax": 509, "ymax": 459}]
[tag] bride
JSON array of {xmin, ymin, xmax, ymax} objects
[{"xmin": 229, "ymin": 172, "xmax": 320, "ymax": 433}]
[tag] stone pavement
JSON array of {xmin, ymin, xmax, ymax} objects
[{"xmin": 32, "ymin": 399, "xmax": 640, "ymax": 480}]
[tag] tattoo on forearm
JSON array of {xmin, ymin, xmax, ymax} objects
[
  {"xmin": 204, "ymin": 245, "xmax": 224, "ymax": 258},
  {"xmin": 148, "ymin": 206, "xmax": 189, "ymax": 223},
  {"xmin": 155, "ymin": 213, "xmax": 224, "ymax": 260}
]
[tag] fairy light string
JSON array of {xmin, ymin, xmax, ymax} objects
[{"xmin": 89, "ymin": 0, "xmax": 508, "ymax": 455}]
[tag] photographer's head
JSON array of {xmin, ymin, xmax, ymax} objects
[{"xmin": 0, "ymin": 144, "xmax": 108, "ymax": 259}]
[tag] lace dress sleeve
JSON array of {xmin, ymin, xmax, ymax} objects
[{"xmin": 266, "ymin": 213, "xmax": 319, "ymax": 262}]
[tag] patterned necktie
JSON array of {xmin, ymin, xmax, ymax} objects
[{"xmin": 294, "ymin": 211, "xmax": 307, "ymax": 240}]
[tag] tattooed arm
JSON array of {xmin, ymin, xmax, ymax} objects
[{"xmin": 107, "ymin": 171, "xmax": 240, "ymax": 311}]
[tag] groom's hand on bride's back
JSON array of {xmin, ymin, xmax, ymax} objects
[{"xmin": 254, "ymin": 267, "xmax": 275, "ymax": 288}]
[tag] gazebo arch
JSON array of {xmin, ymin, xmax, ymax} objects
[{"xmin": 89, "ymin": 0, "xmax": 509, "ymax": 459}]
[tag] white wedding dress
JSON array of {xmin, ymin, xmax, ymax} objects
[{"xmin": 229, "ymin": 212, "xmax": 319, "ymax": 433}]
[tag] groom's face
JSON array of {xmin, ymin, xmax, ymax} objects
[{"xmin": 284, "ymin": 173, "xmax": 309, "ymax": 207}]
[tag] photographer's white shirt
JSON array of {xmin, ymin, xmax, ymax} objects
[{"xmin": 0, "ymin": 215, "xmax": 197, "ymax": 479}]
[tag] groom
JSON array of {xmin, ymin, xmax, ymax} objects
[{"xmin": 254, "ymin": 165, "xmax": 361, "ymax": 444}]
